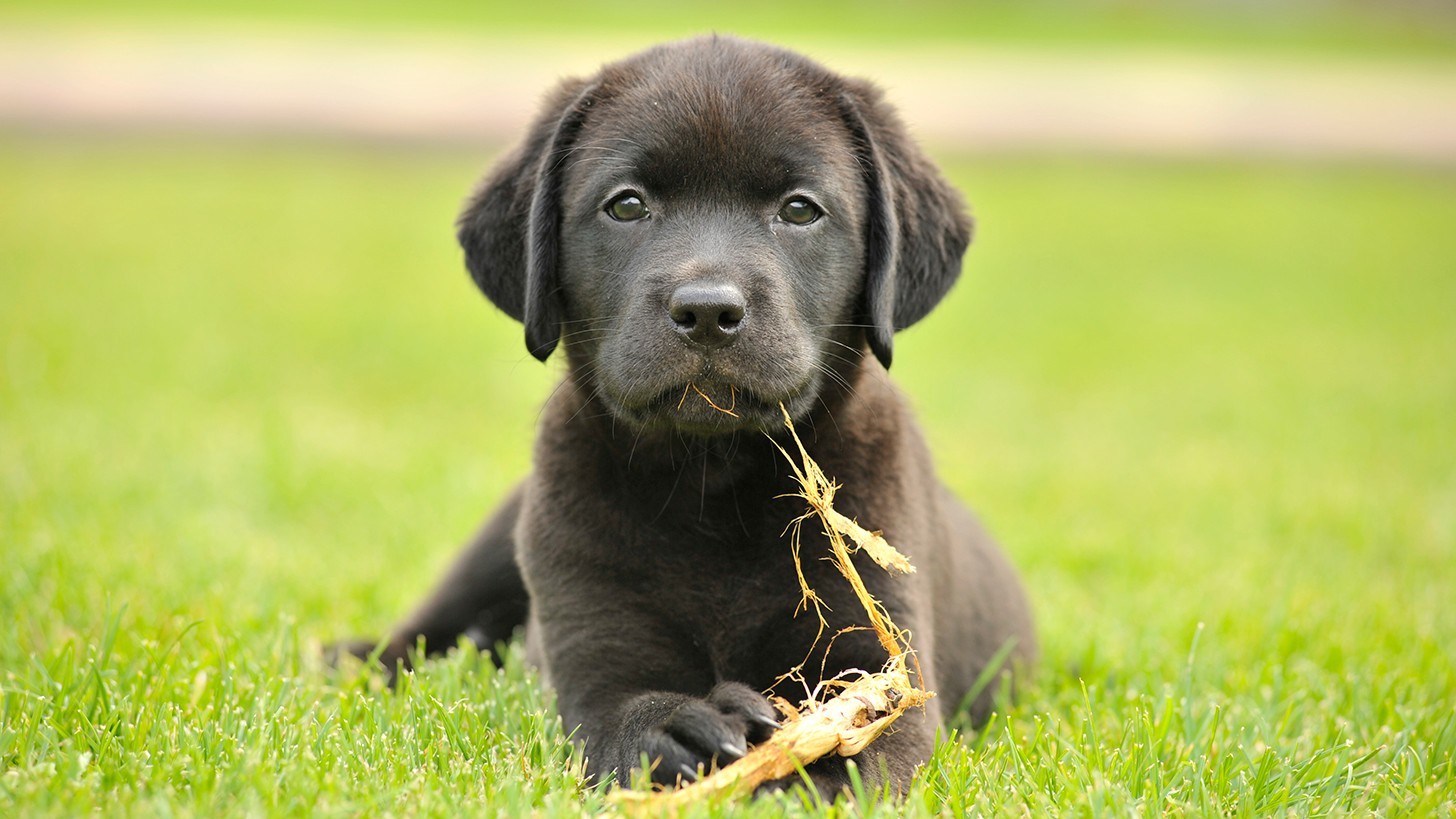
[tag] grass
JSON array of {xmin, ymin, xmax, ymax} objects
[{"xmin": 1, "ymin": 135, "xmax": 1453, "ymax": 815}]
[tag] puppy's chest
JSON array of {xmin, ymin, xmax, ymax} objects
[
  {"xmin": 641, "ymin": 521, "xmax": 794, "ymax": 605},
  {"xmin": 635, "ymin": 521, "xmax": 804, "ymax": 665}
]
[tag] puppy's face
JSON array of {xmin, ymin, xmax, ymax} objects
[
  {"xmin": 555, "ymin": 52, "xmax": 867, "ymax": 433},
  {"xmin": 458, "ymin": 37, "xmax": 973, "ymax": 436}
]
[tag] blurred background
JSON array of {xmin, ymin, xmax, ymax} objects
[
  {"xmin": 3, "ymin": 0, "xmax": 1455, "ymax": 744},
  {"xmin": 4, "ymin": 0, "xmax": 1456, "ymax": 158}
]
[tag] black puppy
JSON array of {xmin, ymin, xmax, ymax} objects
[{"xmin": 342, "ymin": 35, "xmax": 1036, "ymax": 794}]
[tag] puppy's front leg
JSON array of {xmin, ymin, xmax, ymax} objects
[{"xmin": 532, "ymin": 604, "xmax": 780, "ymax": 787}]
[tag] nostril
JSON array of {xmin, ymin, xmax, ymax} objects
[
  {"xmin": 673, "ymin": 308, "xmax": 698, "ymax": 331},
  {"xmin": 718, "ymin": 301, "xmax": 745, "ymax": 327}
]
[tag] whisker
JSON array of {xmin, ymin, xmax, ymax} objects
[
  {"xmin": 627, "ymin": 421, "xmax": 649, "ymax": 469},
  {"xmin": 818, "ymin": 338, "xmax": 865, "ymax": 358},
  {"xmin": 814, "ymin": 393, "xmax": 845, "ymax": 439},
  {"xmin": 812, "ymin": 364, "xmax": 854, "ymax": 398}
]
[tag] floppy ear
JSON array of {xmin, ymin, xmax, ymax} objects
[
  {"xmin": 456, "ymin": 78, "xmax": 596, "ymax": 361},
  {"xmin": 839, "ymin": 81, "xmax": 973, "ymax": 370}
]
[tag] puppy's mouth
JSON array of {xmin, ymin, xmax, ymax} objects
[
  {"xmin": 614, "ymin": 378, "xmax": 811, "ymax": 434},
  {"xmin": 588, "ymin": 327, "xmax": 826, "ymax": 435}
]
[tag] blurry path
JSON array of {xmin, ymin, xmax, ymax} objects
[{"xmin": 3, "ymin": 23, "xmax": 1456, "ymax": 162}]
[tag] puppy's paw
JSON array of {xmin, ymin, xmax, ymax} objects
[{"xmin": 641, "ymin": 682, "xmax": 780, "ymax": 787}]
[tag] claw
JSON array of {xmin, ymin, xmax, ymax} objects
[
  {"xmin": 750, "ymin": 713, "xmax": 782, "ymax": 730},
  {"xmin": 677, "ymin": 763, "xmax": 699, "ymax": 783},
  {"xmin": 719, "ymin": 740, "xmax": 747, "ymax": 761}
]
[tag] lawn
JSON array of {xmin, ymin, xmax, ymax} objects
[{"xmin": 1, "ymin": 136, "xmax": 1453, "ymax": 815}]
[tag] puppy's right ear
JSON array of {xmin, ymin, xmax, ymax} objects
[{"xmin": 456, "ymin": 78, "xmax": 595, "ymax": 362}]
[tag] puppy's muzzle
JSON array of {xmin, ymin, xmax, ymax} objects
[{"xmin": 668, "ymin": 281, "xmax": 746, "ymax": 349}]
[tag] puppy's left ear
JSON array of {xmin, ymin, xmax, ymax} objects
[
  {"xmin": 456, "ymin": 78, "xmax": 596, "ymax": 361},
  {"xmin": 839, "ymin": 81, "xmax": 973, "ymax": 370}
]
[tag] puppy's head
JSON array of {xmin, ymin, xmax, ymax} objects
[{"xmin": 458, "ymin": 36, "xmax": 971, "ymax": 434}]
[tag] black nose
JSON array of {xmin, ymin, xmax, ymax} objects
[{"xmin": 668, "ymin": 282, "xmax": 747, "ymax": 348}]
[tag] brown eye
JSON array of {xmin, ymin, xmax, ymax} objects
[
  {"xmin": 778, "ymin": 198, "xmax": 821, "ymax": 225},
  {"xmin": 607, "ymin": 192, "xmax": 649, "ymax": 222}
]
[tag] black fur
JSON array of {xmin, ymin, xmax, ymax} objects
[{"xmin": 339, "ymin": 35, "xmax": 1033, "ymax": 796}]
